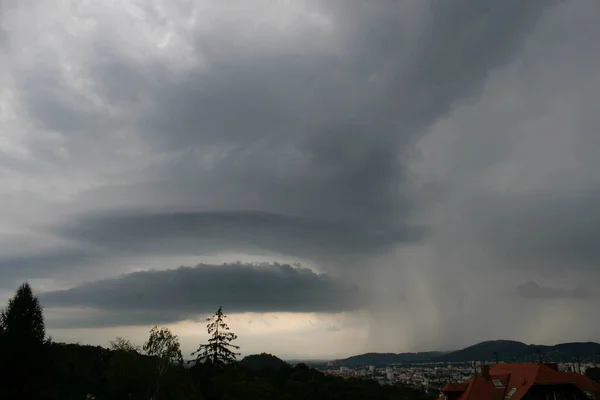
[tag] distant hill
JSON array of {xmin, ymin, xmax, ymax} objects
[
  {"xmin": 333, "ymin": 351, "xmax": 449, "ymax": 366},
  {"xmin": 436, "ymin": 340, "xmax": 531, "ymax": 362},
  {"xmin": 439, "ymin": 340, "xmax": 600, "ymax": 363},
  {"xmin": 333, "ymin": 340, "xmax": 600, "ymax": 366},
  {"xmin": 537, "ymin": 342, "xmax": 600, "ymax": 362},
  {"xmin": 240, "ymin": 353, "xmax": 290, "ymax": 370}
]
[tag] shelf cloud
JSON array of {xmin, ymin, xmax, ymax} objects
[{"xmin": 40, "ymin": 263, "xmax": 365, "ymax": 327}]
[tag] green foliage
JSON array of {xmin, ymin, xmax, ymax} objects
[{"xmin": 192, "ymin": 306, "xmax": 240, "ymax": 365}]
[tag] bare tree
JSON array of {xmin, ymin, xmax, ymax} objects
[
  {"xmin": 143, "ymin": 326, "xmax": 183, "ymax": 399},
  {"xmin": 192, "ymin": 306, "xmax": 239, "ymax": 365}
]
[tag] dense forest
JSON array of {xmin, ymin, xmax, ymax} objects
[{"xmin": 0, "ymin": 282, "xmax": 436, "ymax": 400}]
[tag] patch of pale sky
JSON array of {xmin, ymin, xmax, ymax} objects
[{"xmin": 46, "ymin": 311, "xmax": 367, "ymax": 359}]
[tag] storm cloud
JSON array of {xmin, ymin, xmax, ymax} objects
[
  {"xmin": 40, "ymin": 263, "xmax": 364, "ymax": 327},
  {"xmin": 53, "ymin": 210, "xmax": 423, "ymax": 261},
  {"xmin": 1, "ymin": 0, "xmax": 561, "ymax": 279},
  {"xmin": 1, "ymin": 0, "xmax": 600, "ymax": 355},
  {"xmin": 516, "ymin": 281, "xmax": 592, "ymax": 300}
]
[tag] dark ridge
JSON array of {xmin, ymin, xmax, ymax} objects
[
  {"xmin": 240, "ymin": 352, "xmax": 290, "ymax": 370},
  {"xmin": 333, "ymin": 340, "xmax": 600, "ymax": 366}
]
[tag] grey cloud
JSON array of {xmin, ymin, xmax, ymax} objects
[
  {"xmin": 363, "ymin": 0, "xmax": 600, "ymax": 352},
  {"xmin": 407, "ymin": 0, "xmax": 560, "ymax": 97},
  {"xmin": 134, "ymin": 0, "xmax": 560, "ymax": 156},
  {"xmin": 469, "ymin": 191, "xmax": 600, "ymax": 270},
  {"xmin": 412, "ymin": 0, "xmax": 600, "ymax": 276},
  {"xmin": 40, "ymin": 263, "xmax": 365, "ymax": 327},
  {"xmin": 3, "ymin": 0, "xmax": 560, "ymax": 285},
  {"xmin": 51, "ymin": 210, "xmax": 423, "ymax": 261},
  {"xmin": 0, "ymin": 249, "xmax": 104, "ymax": 284},
  {"xmin": 516, "ymin": 281, "xmax": 592, "ymax": 300},
  {"xmin": 20, "ymin": 69, "xmax": 105, "ymax": 135}
]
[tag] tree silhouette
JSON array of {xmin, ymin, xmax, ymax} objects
[
  {"xmin": 109, "ymin": 336, "xmax": 141, "ymax": 353},
  {"xmin": 107, "ymin": 337, "xmax": 149, "ymax": 398},
  {"xmin": 0, "ymin": 281, "xmax": 46, "ymax": 343},
  {"xmin": 0, "ymin": 282, "xmax": 49, "ymax": 398},
  {"xmin": 144, "ymin": 326, "xmax": 184, "ymax": 399},
  {"xmin": 192, "ymin": 306, "xmax": 240, "ymax": 365}
]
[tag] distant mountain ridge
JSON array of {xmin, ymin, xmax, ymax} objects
[
  {"xmin": 333, "ymin": 340, "xmax": 600, "ymax": 366},
  {"xmin": 337, "ymin": 351, "xmax": 449, "ymax": 366}
]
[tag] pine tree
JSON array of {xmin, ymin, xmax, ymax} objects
[
  {"xmin": 192, "ymin": 306, "xmax": 240, "ymax": 365},
  {"xmin": 0, "ymin": 282, "xmax": 49, "ymax": 398},
  {"xmin": 0, "ymin": 281, "xmax": 46, "ymax": 343}
]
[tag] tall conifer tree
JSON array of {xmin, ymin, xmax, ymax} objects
[{"xmin": 192, "ymin": 306, "xmax": 240, "ymax": 365}]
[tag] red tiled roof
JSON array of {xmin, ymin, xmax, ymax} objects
[
  {"xmin": 441, "ymin": 382, "xmax": 469, "ymax": 392},
  {"xmin": 462, "ymin": 375, "xmax": 506, "ymax": 400},
  {"xmin": 489, "ymin": 363, "xmax": 550, "ymax": 400},
  {"xmin": 440, "ymin": 376, "xmax": 505, "ymax": 400},
  {"xmin": 560, "ymin": 372, "xmax": 600, "ymax": 398},
  {"xmin": 438, "ymin": 363, "xmax": 600, "ymax": 400}
]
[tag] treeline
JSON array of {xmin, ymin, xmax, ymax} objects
[{"xmin": 0, "ymin": 282, "xmax": 435, "ymax": 400}]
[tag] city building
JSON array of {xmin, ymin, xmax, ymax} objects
[{"xmin": 437, "ymin": 363, "xmax": 600, "ymax": 400}]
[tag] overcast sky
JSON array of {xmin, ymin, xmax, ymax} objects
[{"xmin": 1, "ymin": 0, "xmax": 599, "ymax": 359}]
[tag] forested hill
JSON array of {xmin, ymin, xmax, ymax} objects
[
  {"xmin": 38, "ymin": 343, "xmax": 436, "ymax": 400},
  {"xmin": 334, "ymin": 340, "xmax": 600, "ymax": 366},
  {"xmin": 239, "ymin": 352, "xmax": 290, "ymax": 370}
]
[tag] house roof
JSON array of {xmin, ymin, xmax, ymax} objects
[
  {"xmin": 437, "ymin": 363, "xmax": 600, "ymax": 400},
  {"xmin": 463, "ymin": 375, "xmax": 506, "ymax": 400},
  {"xmin": 489, "ymin": 363, "xmax": 552, "ymax": 400},
  {"xmin": 439, "ymin": 376, "xmax": 506, "ymax": 400},
  {"xmin": 440, "ymin": 382, "xmax": 469, "ymax": 392},
  {"xmin": 560, "ymin": 371, "xmax": 600, "ymax": 398}
]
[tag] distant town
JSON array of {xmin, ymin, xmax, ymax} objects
[
  {"xmin": 300, "ymin": 339, "xmax": 600, "ymax": 397},
  {"xmin": 317, "ymin": 361, "xmax": 597, "ymax": 393}
]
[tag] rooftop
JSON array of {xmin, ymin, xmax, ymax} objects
[{"xmin": 438, "ymin": 363, "xmax": 600, "ymax": 400}]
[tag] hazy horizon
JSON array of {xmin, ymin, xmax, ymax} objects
[{"xmin": 1, "ymin": 0, "xmax": 600, "ymax": 358}]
